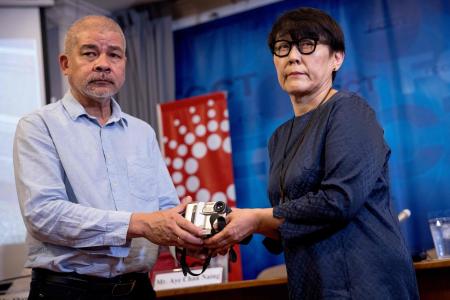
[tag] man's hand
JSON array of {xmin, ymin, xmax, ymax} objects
[{"xmin": 127, "ymin": 197, "xmax": 204, "ymax": 249}]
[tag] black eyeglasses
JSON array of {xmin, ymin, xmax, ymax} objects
[{"xmin": 272, "ymin": 38, "xmax": 319, "ymax": 57}]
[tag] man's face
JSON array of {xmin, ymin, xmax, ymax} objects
[{"xmin": 60, "ymin": 29, "xmax": 126, "ymax": 104}]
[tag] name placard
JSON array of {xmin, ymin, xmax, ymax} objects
[{"xmin": 153, "ymin": 267, "xmax": 223, "ymax": 291}]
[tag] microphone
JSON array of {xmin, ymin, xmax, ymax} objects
[{"xmin": 398, "ymin": 209, "xmax": 411, "ymax": 222}]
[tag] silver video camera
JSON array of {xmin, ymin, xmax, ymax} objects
[
  {"xmin": 184, "ymin": 201, "xmax": 230, "ymax": 237},
  {"xmin": 180, "ymin": 200, "xmax": 252, "ymax": 277}
]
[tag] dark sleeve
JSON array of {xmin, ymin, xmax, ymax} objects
[{"xmin": 273, "ymin": 98, "xmax": 390, "ymax": 240}]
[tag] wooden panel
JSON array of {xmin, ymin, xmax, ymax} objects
[
  {"xmin": 156, "ymin": 278, "xmax": 288, "ymax": 300},
  {"xmin": 414, "ymin": 259, "xmax": 450, "ymax": 300},
  {"xmin": 156, "ymin": 260, "xmax": 450, "ymax": 300}
]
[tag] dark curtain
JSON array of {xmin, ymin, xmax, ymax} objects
[{"xmin": 114, "ymin": 3, "xmax": 175, "ymax": 134}]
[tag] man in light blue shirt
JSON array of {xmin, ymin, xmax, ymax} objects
[{"xmin": 13, "ymin": 15, "xmax": 203, "ymax": 299}]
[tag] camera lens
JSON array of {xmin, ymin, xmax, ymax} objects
[{"xmin": 213, "ymin": 201, "xmax": 225, "ymax": 213}]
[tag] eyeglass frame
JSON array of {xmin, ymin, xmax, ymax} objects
[{"xmin": 271, "ymin": 37, "xmax": 320, "ymax": 57}]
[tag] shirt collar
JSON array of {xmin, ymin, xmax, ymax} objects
[{"xmin": 61, "ymin": 91, "xmax": 128, "ymax": 127}]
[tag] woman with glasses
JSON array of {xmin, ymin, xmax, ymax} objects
[{"xmin": 205, "ymin": 7, "xmax": 418, "ymax": 299}]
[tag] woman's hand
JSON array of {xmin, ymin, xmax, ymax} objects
[
  {"xmin": 204, "ymin": 208, "xmax": 283, "ymax": 255},
  {"xmin": 203, "ymin": 208, "xmax": 258, "ymax": 255}
]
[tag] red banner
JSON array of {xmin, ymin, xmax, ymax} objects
[{"xmin": 156, "ymin": 92, "xmax": 243, "ymax": 281}]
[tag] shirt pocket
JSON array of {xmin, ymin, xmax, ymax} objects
[{"xmin": 127, "ymin": 157, "xmax": 158, "ymax": 201}]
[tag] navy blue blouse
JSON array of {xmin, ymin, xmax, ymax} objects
[{"xmin": 268, "ymin": 91, "xmax": 418, "ymax": 299}]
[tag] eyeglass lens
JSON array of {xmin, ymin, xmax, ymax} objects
[{"xmin": 273, "ymin": 38, "xmax": 317, "ymax": 57}]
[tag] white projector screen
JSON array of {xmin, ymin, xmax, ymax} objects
[{"xmin": 0, "ymin": 7, "xmax": 46, "ymax": 283}]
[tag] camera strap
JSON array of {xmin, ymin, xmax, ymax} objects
[
  {"xmin": 179, "ymin": 215, "xmax": 228, "ymax": 276},
  {"xmin": 180, "ymin": 249, "xmax": 212, "ymax": 276},
  {"xmin": 179, "ymin": 244, "xmax": 242, "ymax": 277}
]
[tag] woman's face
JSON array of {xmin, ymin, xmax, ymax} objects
[{"xmin": 273, "ymin": 36, "xmax": 344, "ymax": 97}]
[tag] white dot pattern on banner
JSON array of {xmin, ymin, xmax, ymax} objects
[
  {"xmin": 172, "ymin": 157, "xmax": 183, "ymax": 170},
  {"xmin": 176, "ymin": 185, "xmax": 186, "ymax": 197},
  {"xmin": 207, "ymin": 134, "xmax": 221, "ymax": 151},
  {"xmin": 207, "ymin": 109, "xmax": 216, "ymax": 118},
  {"xmin": 172, "ymin": 172, "xmax": 183, "ymax": 184},
  {"xmin": 195, "ymin": 125, "xmax": 206, "ymax": 137},
  {"xmin": 192, "ymin": 115, "xmax": 201, "ymax": 124},
  {"xmin": 220, "ymin": 120, "xmax": 229, "ymax": 132},
  {"xmin": 186, "ymin": 176, "xmax": 200, "ymax": 192},
  {"xmin": 162, "ymin": 96, "xmax": 234, "ymax": 210},
  {"xmin": 185, "ymin": 158, "xmax": 199, "ymax": 174},
  {"xmin": 212, "ymin": 192, "xmax": 226, "ymax": 203},
  {"xmin": 177, "ymin": 144, "xmax": 188, "ymax": 156},
  {"xmin": 196, "ymin": 188, "xmax": 211, "ymax": 202},
  {"xmin": 223, "ymin": 136, "xmax": 231, "ymax": 153},
  {"xmin": 192, "ymin": 142, "xmax": 207, "ymax": 159},
  {"xmin": 184, "ymin": 133, "xmax": 195, "ymax": 145},
  {"xmin": 226, "ymin": 184, "xmax": 236, "ymax": 201},
  {"xmin": 178, "ymin": 125, "xmax": 187, "ymax": 135},
  {"xmin": 207, "ymin": 120, "xmax": 218, "ymax": 132},
  {"xmin": 169, "ymin": 140, "xmax": 177, "ymax": 149}
]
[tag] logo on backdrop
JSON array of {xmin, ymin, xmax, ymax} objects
[{"xmin": 158, "ymin": 92, "xmax": 236, "ymax": 206}]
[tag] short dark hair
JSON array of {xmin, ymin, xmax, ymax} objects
[{"xmin": 268, "ymin": 7, "xmax": 345, "ymax": 79}]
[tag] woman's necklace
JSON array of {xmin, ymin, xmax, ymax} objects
[{"xmin": 278, "ymin": 87, "xmax": 333, "ymax": 203}]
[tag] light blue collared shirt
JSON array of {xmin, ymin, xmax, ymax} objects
[{"xmin": 13, "ymin": 92, "xmax": 178, "ymax": 278}]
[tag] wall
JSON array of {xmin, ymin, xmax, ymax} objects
[{"xmin": 0, "ymin": 7, "xmax": 46, "ymax": 283}]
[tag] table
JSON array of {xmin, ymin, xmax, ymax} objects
[
  {"xmin": 414, "ymin": 258, "xmax": 450, "ymax": 300},
  {"xmin": 156, "ymin": 277, "xmax": 288, "ymax": 300},
  {"xmin": 156, "ymin": 259, "xmax": 450, "ymax": 299}
]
